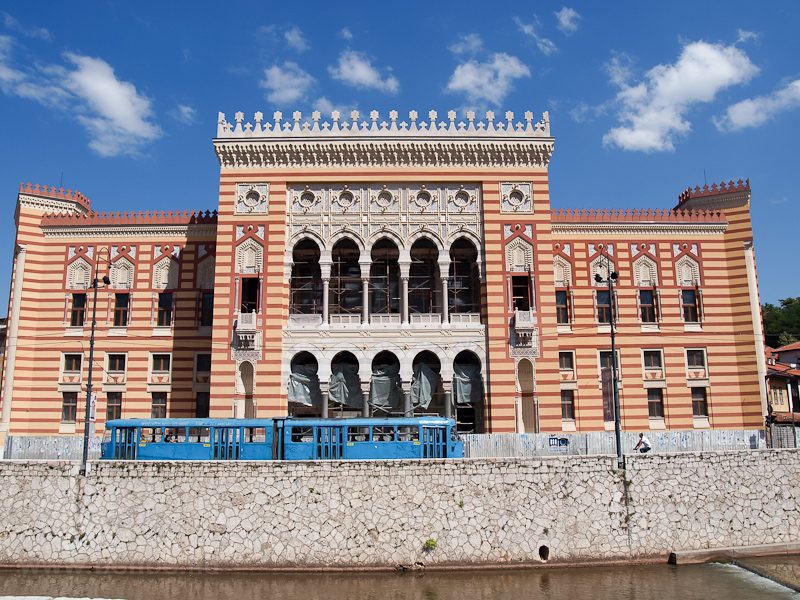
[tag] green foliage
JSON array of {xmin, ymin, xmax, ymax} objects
[
  {"xmin": 423, "ymin": 538, "xmax": 438, "ymax": 551},
  {"xmin": 762, "ymin": 297, "xmax": 800, "ymax": 345}
]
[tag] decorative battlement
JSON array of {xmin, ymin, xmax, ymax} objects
[
  {"xmin": 19, "ymin": 182, "xmax": 92, "ymax": 210},
  {"xmin": 677, "ymin": 179, "xmax": 750, "ymax": 205},
  {"xmin": 551, "ymin": 208, "xmax": 726, "ymax": 223},
  {"xmin": 214, "ymin": 110, "xmax": 555, "ymax": 170},
  {"xmin": 41, "ymin": 209, "xmax": 217, "ymax": 226},
  {"xmin": 216, "ymin": 110, "xmax": 551, "ymax": 139}
]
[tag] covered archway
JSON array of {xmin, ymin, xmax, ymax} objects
[
  {"xmin": 329, "ymin": 351, "xmax": 362, "ymax": 416},
  {"xmin": 411, "ymin": 351, "xmax": 444, "ymax": 415},
  {"xmin": 408, "ymin": 239, "xmax": 440, "ymax": 316},
  {"xmin": 330, "ymin": 239, "xmax": 362, "ymax": 320},
  {"xmin": 290, "ymin": 239, "xmax": 323, "ymax": 314},
  {"xmin": 453, "ymin": 351, "xmax": 484, "ymax": 433},
  {"xmin": 449, "ymin": 238, "xmax": 481, "ymax": 316},
  {"xmin": 370, "ymin": 239, "xmax": 400, "ymax": 317},
  {"xmin": 288, "ymin": 352, "xmax": 322, "ymax": 417},
  {"xmin": 370, "ymin": 350, "xmax": 402, "ymax": 414}
]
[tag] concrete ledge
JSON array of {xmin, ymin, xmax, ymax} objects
[{"xmin": 669, "ymin": 542, "xmax": 800, "ymax": 564}]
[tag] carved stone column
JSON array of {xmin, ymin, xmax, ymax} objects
[
  {"xmin": 321, "ymin": 279, "xmax": 330, "ymax": 326},
  {"xmin": 440, "ymin": 277, "xmax": 450, "ymax": 326},
  {"xmin": 401, "ymin": 277, "xmax": 409, "ymax": 326},
  {"xmin": 443, "ymin": 386, "xmax": 453, "ymax": 420},
  {"xmin": 361, "ymin": 278, "xmax": 370, "ymax": 326},
  {"xmin": 403, "ymin": 384, "xmax": 412, "ymax": 418}
]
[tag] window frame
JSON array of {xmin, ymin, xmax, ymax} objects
[
  {"xmin": 647, "ymin": 388, "xmax": 664, "ymax": 419},
  {"xmin": 113, "ymin": 292, "xmax": 130, "ymax": 327},
  {"xmin": 596, "ymin": 289, "xmax": 613, "ymax": 324},
  {"xmin": 63, "ymin": 353, "xmax": 82, "ymax": 374},
  {"xmin": 199, "ymin": 291, "xmax": 214, "ymax": 327},
  {"xmin": 107, "ymin": 353, "xmax": 127, "ymax": 374},
  {"xmin": 511, "ymin": 274, "xmax": 531, "ymax": 312},
  {"xmin": 681, "ymin": 289, "xmax": 700, "ymax": 323},
  {"xmin": 555, "ymin": 289, "xmax": 570, "ymax": 325},
  {"xmin": 560, "ymin": 389, "xmax": 575, "ymax": 421},
  {"xmin": 691, "ymin": 387, "xmax": 708, "ymax": 417},
  {"xmin": 558, "ymin": 351, "xmax": 574, "ymax": 370},
  {"xmin": 151, "ymin": 392, "xmax": 167, "ymax": 418},
  {"xmin": 106, "ymin": 391, "xmax": 122, "ymax": 421},
  {"xmin": 195, "ymin": 391, "xmax": 210, "ymax": 418},
  {"xmin": 597, "ymin": 350, "xmax": 623, "ymax": 388},
  {"xmin": 70, "ymin": 293, "xmax": 87, "ymax": 327},
  {"xmin": 157, "ymin": 292, "xmax": 173, "ymax": 327},
  {"xmin": 152, "ymin": 353, "xmax": 171, "ymax": 373},
  {"xmin": 61, "ymin": 392, "xmax": 78, "ymax": 423},
  {"xmin": 638, "ymin": 289, "xmax": 658, "ymax": 323}
]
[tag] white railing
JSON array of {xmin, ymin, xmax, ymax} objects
[
  {"xmin": 330, "ymin": 314, "xmax": 361, "ymax": 325},
  {"xmin": 237, "ymin": 311, "xmax": 257, "ymax": 330},
  {"xmin": 410, "ymin": 313, "xmax": 441, "ymax": 325},
  {"xmin": 288, "ymin": 314, "xmax": 323, "ymax": 327},
  {"xmin": 370, "ymin": 314, "xmax": 401, "ymax": 325},
  {"xmin": 450, "ymin": 313, "xmax": 481, "ymax": 325}
]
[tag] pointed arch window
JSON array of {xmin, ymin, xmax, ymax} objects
[
  {"xmin": 290, "ymin": 239, "xmax": 322, "ymax": 314},
  {"xmin": 370, "ymin": 239, "xmax": 400, "ymax": 314},
  {"xmin": 330, "ymin": 239, "xmax": 362, "ymax": 315},
  {"xmin": 449, "ymin": 239, "xmax": 480, "ymax": 314}
]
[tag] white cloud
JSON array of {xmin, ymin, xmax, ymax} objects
[
  {"xmin": 259, "ymin": 61, "xmax": 315, "ymax": 104},
  {"xmin": 737, "ymin": 29, "xmax": 759, "ymax": 44},
  {"xmin": 3, "ymin": 13, "xmax": 51, "ymax": 40},
  {"xmin": 339, "ymin": 27, "xmax": 353, "ymax": 40},
  {"xmin": 714, "ymin": 79, "xmax": 800, "ymax": 131},
  {"xmin": 603, "ymin": 40, "xmax": 759, "ymax": 152},
  {"xmin": 449, "ymin": 33, "xmax": 483, "ymax": 56},
  {"xmin": 170, "ymin": 103, "xmax": 197, "ymax": 124},
  {"xmin": 0, "ymin": 35, "xmax": 68, "ymax": 106},
  {"xmin": 446, "ymin": 53, "xmax": 530, "ymax": 106},
  {"xmin": 554, "ymin": 7, "xmax": 581, "ymax": 34},
  {"xmin": 285, "ymin": 26, "xmax": 309, "ymax": 52},
  {"xmin": 513, "ymin": 16, "xmax": 557, "ymax": 56},
  {"xmin": 328, "ymin": 51, "xmax": 399, "ymax": 94},
  {"xmin": 605, "ymin": 53, "xmax": 634, "ymax": 87},
  {"xmin": 62, "ymin": 53, "xmax": 163, "ymax": 157},
  {"xmin": 313, "ymin": 96, "xmax": 355, "ymax": 118}
]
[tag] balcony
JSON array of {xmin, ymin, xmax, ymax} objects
[
  {"xmin": 410, "ymin": 313, "xmax": 441, "ymax": 325},
  {"xmin": 237, "ymin": 311, "xmax": 258, "ymax": 331},
  {"xmin": 232, "ymin": 330, "xmax": 262, "ymax": 360}
]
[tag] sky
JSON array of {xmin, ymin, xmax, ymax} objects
[{"xmin": 0, "ymin": 0, "xmax": 798, "ymax": 309}]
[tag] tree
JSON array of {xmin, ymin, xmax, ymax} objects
[{"xmin": 763, "ymin": 296, "xmax": 800, "ymax": 347}]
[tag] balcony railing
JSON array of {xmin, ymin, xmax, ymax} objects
[
  {"xmin": 330, "ymin": 313, "xmax": 362, "ymax": 325},
  {"xmin": 237, "ymin": 311, "xmax": 257, "ymax": 331},
  {"xmin": 410, "ymin": 313, "xmax": 441, "ymax": 325}
]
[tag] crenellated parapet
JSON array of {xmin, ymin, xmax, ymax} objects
[
  {"xmin": 551, "ymin": 207, "xmax": 728, "ymax": 237},
  {"xmin": 675, "ymin": 179, "xmax": 750, "ymax": 212},
  {"xmin": 39, "ymin": 209, "xmax": 218, "ymax": 238},
  {"xmin": 214, "ymin": 109, "xmax": 554, "ymax": 169},
  {"xmin": 19, "ymin": 182, "xmax": 92, "ymax": 210}
]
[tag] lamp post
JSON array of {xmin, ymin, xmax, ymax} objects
[
  {"xmin": 81, "ymin": 249, "xmax": 110, "ymax": 475},
  {"xmin": 594, "ymin": 250, "xmax": 623, "ymax": 468}
]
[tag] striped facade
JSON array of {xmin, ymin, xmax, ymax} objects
[{"xmin": 0, "ymin": 109, "xmax": 767, "ymax": 441}]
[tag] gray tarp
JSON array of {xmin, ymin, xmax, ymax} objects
[
  {"xmin": 454, "ymin": 363, "xmax": 482, "ymax": 404},
  {"xmin": 288, "ymin": 364, "xmax": 322, "ymax": 407},
  {"xmin": 328, "ymin": 363, "xmax": 362, "ymax": 408},
  {"xmin": 370, "ymin": 362, "xmax": 402, "ymax": 408},
  {"xmin": 410, "ymin": 362, "xmax": 439, "ymax": 409}
]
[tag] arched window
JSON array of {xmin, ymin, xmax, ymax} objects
[
  {"xmin": 409, "ymin": 239, "xmax": 439, "ymax": 314},
  {"xmin": 290, "ymin": 240, "xmax": 322, "ymax": 314},
  {"xmin": 370, "ymin": 239, "xmax": 400, "ymax": 314},
  {"xmin": 453, "ymin": 351, "xmax": 483, "ymax": 433},
  {"xmin": 411, "ymin": 351, "xmax": 443, "ymax": 414},
  {"xmin": 449, "ymin": 239, "xmax": 480, "ymax": 314},
  {"xmin": 330, "ymin": 239, "xmax": 362, "ymax": 315},
  {"xmin": 288, "ymin": 352, "xmax": 322, "ymax": 416}
]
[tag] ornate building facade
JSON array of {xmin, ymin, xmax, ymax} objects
[{"xmin": 0, "ymin": 109, "xmax": 767, "ymax": 440}]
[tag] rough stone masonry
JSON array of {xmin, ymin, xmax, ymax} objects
[{"xmin": 0, "ymin": 450, "xmax": 797, "ymax": 568}]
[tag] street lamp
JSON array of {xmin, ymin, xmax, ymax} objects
[
  {"xmin": 81, "ymin": 249, "xmax": 110, "ymax": 475},
  {"xmin": 594, "ymin": 250, "xmax": 623, "ymax": 469}
]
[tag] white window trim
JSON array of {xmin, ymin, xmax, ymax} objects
[
  {"xmin": 147, "ymin": 351, "xmax": 173, "ymax": 392},
  {"xmin": 57, "ymin": 352, "xmax": 83, "ymax": 392},
  {"xmin": 685, "ymin": 347, "xmax": 709, "ymax": 387},
  {"xmin": 559, "ymin": 350, "xmax": 576, "ymax": 385},
  {"xmin": 103, "ymin": 351, "xmax": 128, "ymax": 391},
  {"xmin": 642, "ymin": 349, "xmax": 666, "ymax": 388},
  {"xmin": 597, "ymin": 349, "xmax": 623, "ymax": 389}
]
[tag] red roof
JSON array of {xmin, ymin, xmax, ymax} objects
[{"xmin": 775, "ymin": 340, "xmax": 800, "ymax": 352}]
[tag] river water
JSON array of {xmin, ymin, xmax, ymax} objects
[{"xmin": 0, "ymin": 563, "xmax": 798, "ymax": 600}]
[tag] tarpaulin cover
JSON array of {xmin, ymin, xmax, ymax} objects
[
  {"xmin": 328, "ymin": 363, "xmax": 362, "ymax": 408},
  {"xmin": 288, "ymin": 364, "xmax": 322, "ymax": 407},
  {"xmin": 454, "ymin": 363, "xmax": 482, "ymax": 404},
  {"xmin": 411, "ymin": 362, "xmax": 439, "ymax": 409},
  {"xmin": 370, "ymin": 362, "xmax": 402, "ymax": 407}
]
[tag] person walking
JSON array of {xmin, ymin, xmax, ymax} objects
[{"xmin": 634, "ymin": 433, "xmax": 651, "ymax": 453}]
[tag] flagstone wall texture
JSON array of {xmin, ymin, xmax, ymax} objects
[{"xmin": 0, "ymin": 450, "xmax": 798, "ymax": 568}]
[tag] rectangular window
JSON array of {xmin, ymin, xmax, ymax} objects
[
  {"xmin": 70, "ymin": 293, "xmax": 86, "ymax": 327},
  {"xmin": 108, "ymin": 354, "xmax": 126, "ymax": 373},
  {"xmin": 106, "ymin": 392, "xmax": 122, "ymax": 421},
  {"xmin": 561, "ymin": 389, "xmax": 575, "ymax": 420},
  {"xmin": 195, "ymin": 391, "xmax": 210, "ymax": 418},
  {"xmin": 151, "ymin": 392, "xmax": 167, "ymax": 418},
  {"xmin": 643, "ymin": 350, "xmax": 662, "ymax": 368},
  {"xmin": 559, "ymin": 351, "xmax": 574, "ymax": 370},
  {"xmin": 648, "ymin": 388, "xmax": 664, "ymax": 418},
  {"xmin": 196, "ymin": 353, "xmax": 212, "ymax": 373},
  {"xmin": 64, "ymin": 353, "xmax": 82, "ymax": 373},
  {"xmin": 152, "ymin": 354, "xmax": 171, "ymax": 372},
  {"xmin": 113, "ymin": 293, "xmax": 129, "ymax": 326},
  {"xmin": 556, "ymin": 290, "xmax": 569, "ymax": 324},
  {"xmin": 200, "ymin": 292, "xmax": 214, "ymax": 327},
  {"xmin": 682, "ymin": 289, "xmax": 699, "ymax": 323},
  {"xmin": 511, "ymin": 275, "xmax": 531, "ymax": 311},
  {"xmin": 639, "ymin": 289, "xmax": 657, "ymax": 323},
  {"xmin": 157, "ymin": 293, "xmax": 173, "ymax": 326},
  {"xmin": 687, "ymin": 349, "xmax": 705, "ymax": 368},
  {"xmin": 597, "ymin": 290, "xmax": 612, "ymax": 323},
  {"xmin": 600, "ymin": 351, "xmax": 619, "ymax": 371},
  {"xmin": 61, "ymin": 392, "xmax": 78, "ymax": 423},
  {"xmin": 240, "ymin": 278, "xmax": 259, "ymax": 313},
  {"xmin": 692, "ymin": 387, "xmax": 708, "ymax": 417}
]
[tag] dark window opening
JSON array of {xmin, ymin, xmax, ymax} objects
[
  {"xmin": 157, "ymin": 293, "xmax": 172, "ymax": 327},
  {"xmin": 449, "ymin": 239, "xmax": 480, "ymax": 314},
  {"xmin": 152, "ymin": 354, "xmax": 170, "ymax": 372},
  {"xmin": 559, "ymin": 352, "xmax": 574, "ymax": 370},
  {"xmin": 643, "ymin": 350, "xmax": 662, "ymax": 368},
  {"xmin": 106, "ymin": 392, "xmax": 122, "ymax": 421},
  {"xmin": 108, "ymin": 354, "xmax": 126, "ymax": 372},
  {"xmin": 600, "ymin": 351, "xmax": 619, "ymax": 372},
  {"xmin": 597, "ymin": 290, "xmax": 612, "ymax": 324},
  {"xmin": 561, "ymin": 390, "xmax": 575, "ymax": 420},
  {"xmin": 648, "ymin": 388, "xmax": 664, "ymax": 418},
  {"xmin": 511, "ymin": 275, "xmax": 531, "ymax": 311},
  {"xmin": 113, "ymin": 293, "xmax": 129, "ymax": 327},
  {"xmin": 61, "ymin": 392, "xmax": 77, "ymax": 423},
  {"xmin": 64, "ymin": 354, "xmax": 82, "ymax": 372},
  {"xmin": 556, "ymin": 290, "xmax": 569, "ymax": 324},
  {"xmin": 200, "ymin": 292, "xmax": 214, "ymax": 326},
  {"xmin": 692, "ymin": 387, "xmax": 708, "ymax": 416},
  {"xmin": 290, "ymin": 240, "xmax": 322, "ymax": 314},
  {"xmin": 151, "ymin": 392, "xmax": 167, "ymax": 418},
  {"xmin": 240, "ymin": 278, "xmax": 259, "ymax": 314},
  {"xmin": 687, "ymin": 350, "xmax": 705, "ymax": 368},
  {"xmin": 330, "ymin": 240, "xmax": 362, "ymax": 314},
  {"xmin": 640, "ymin": 289, "xmax": 657, "ymax": 323},
  {"xmin": 370, "ymin": 239, "xmax": 400, "ymax": 314},
  {"xmin": 682, "ymin": 289, "xmax": 699, "ymax": 323},
  {"xmin": 70, "ymin": 293, "xmax": 86, "ymax": 327},
  {"xmin": 196, "ymin": 353, "xmax": 212, "ymax": 373},
  {"xmin": 195, "ymin": 392, "xmax": 210, "ymax": 418},
  {"xmin": 409, "ymin": 240, "xmax": 439, "ymax": 314}
]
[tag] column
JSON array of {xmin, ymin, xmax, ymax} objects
[
  {"xmin": 440, "ymin": 277, "xmax": 450, "ymax": 326},
  {"xmin": 320, "ymin": 389, "xmax": 329, "ymax": 419},
  {"xmin": 361, "ymin": 388, "xmax": 370, "ymax": 418},
  {"xmin": 361, "ymin": 278, "xmax": 369, "ymax": 326},
  {"xmin": 401, "ymin": 277, "xmax": 409, "ymax": 326},
  {"xmin": 443, "ymin": 387, "xmax": 453, "ymax": 420},
  {"xmin": 0, "ymin": 245, "xmax": 26, "ymax": 433},
  {"xmin": 321, "ymin": 279, "xmax": 330, "ymax": 326},
  {"xmin": 403, "ymin": 385, "xmax": 412, "ymax": 417}
]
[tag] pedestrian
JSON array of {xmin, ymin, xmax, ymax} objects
[{"xmin": 634, "ymin": 432, "xmax": 651, "ymax": 453}]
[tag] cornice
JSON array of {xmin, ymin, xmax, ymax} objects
[
  {"xmin": 673, "ymin": 192, "xmax": 750, "ymax": 212},
  {"xmin": 18, "ymin": 194, "xmax": 86, "ymax": 215},
  {"xmin": 214, "ymin": 138, "xmax": 554, "ymax": 170},
  {"xmin": 551, "ymin": 222, "xmax": 728, "ymax": 236},
  {"xmin": 41, "ymin": 224, "xmax": 218, "ymax": 238}
]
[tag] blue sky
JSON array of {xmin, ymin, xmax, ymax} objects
[{"xmin": 1, "ymin": 1, "xmax": 798, "ymax": 308}]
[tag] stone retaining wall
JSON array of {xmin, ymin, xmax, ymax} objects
[{"xmin": 0, "ymin": 450, "xmax": 798, "ymax": 568}]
